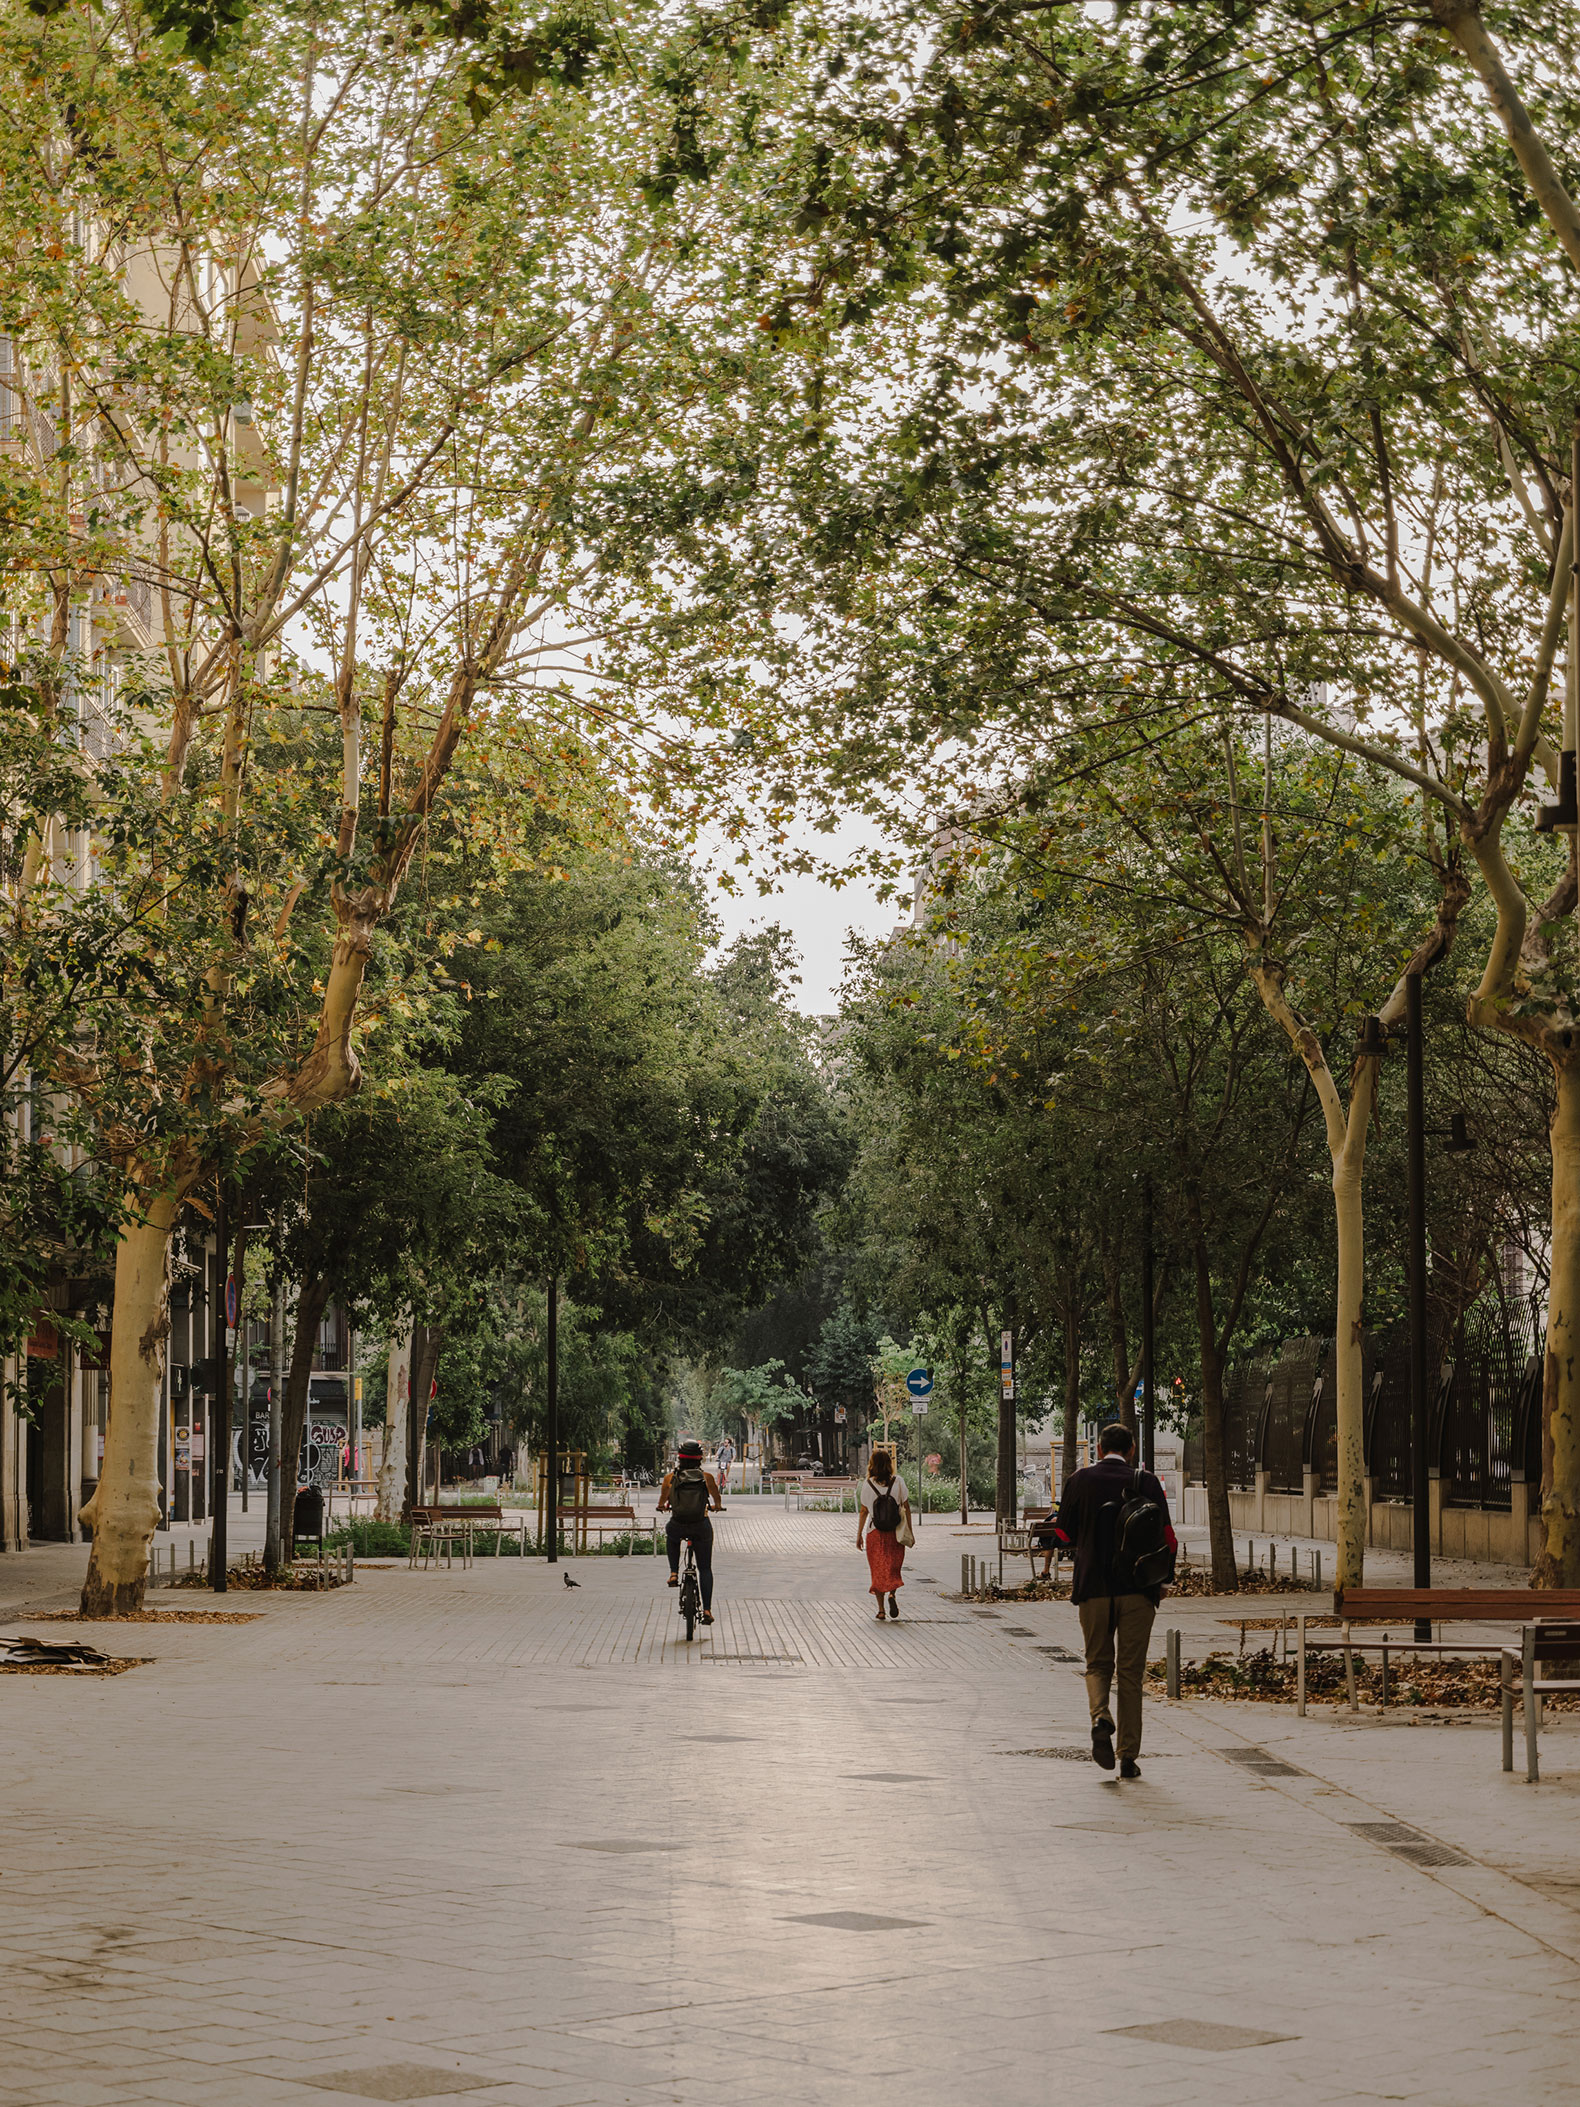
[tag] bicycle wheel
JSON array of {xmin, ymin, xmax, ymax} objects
[{"xmin": 683, "ymin": 1597, "xmax": 697, "ymax": 1641}]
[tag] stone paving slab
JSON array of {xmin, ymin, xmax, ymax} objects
[{"xmin": 2, "ymin": 1534, "xmax": 1577, "ymax": 2105}]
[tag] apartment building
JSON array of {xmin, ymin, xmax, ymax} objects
[{"xmin": 1, "ymin": 231, "xmax": 279, "ymax": 1552}]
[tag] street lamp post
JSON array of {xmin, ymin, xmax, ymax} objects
[
  {"xmin": 210, "ymin": 1185, "xmax": 229, "ymax": 1593},
  {"xmin": 1406, "ymin": 975, "xmax": 1431, "ymax": 1643},
  {"xmin": 545, "ymin": 1274, "xmax": 558, "ymax": 1564},
  {"xmin": 1141, "ymin": 1177, "xmax": 1156, "ymax": 1474}
]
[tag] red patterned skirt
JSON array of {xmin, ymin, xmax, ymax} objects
[{"xmin": 866, "ymin": 1528, "xmax": 905, "ymax": 1596}]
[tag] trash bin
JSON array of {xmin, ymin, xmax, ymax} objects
[{"xmin": 291, "ymin": 1486, "xmax": 325, "ymax": 1559}]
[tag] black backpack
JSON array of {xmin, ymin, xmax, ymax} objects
[
  {"xmin": 1103, "ymin": 1470, "xmax": 1175, "ymax": 1592},
  {"xmin": 868, "ymin": 1481, "xmax": 901, "ymax": 1533},
  {"xmin": 671, "ymin": 1467, "xmax": 710, "ymax": 1521}
]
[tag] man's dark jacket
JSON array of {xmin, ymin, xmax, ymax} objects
[{"xmin": 1051, "ymin": 1455, "xmax": 1177, "ymax": 1606}]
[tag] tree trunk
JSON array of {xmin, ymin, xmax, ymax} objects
[
  {"xmin": 1536, "ymin": 1061, "xmax": 1580, "ymax": 1586},
  {"xmin": 1103, "ymin": 1244, "xmax": 1133, "ymax": 1431},
  {"xmin": 79, "ymin": 1193, "xmax": 182, "ymax": 1616},
  {"xmin": 404, "ymin": 1324, "xmax": 442, "ymax": 1524},
  {"xmin": 1062, "ymin": 1298, "xmax": 1081, "ymax": 1490},
  {"xmin": 957, "ymin": 1371, "xmax": 968, "ymax": 1525},
  {"xmin": 377, "ymin": 1328, "xmax": 411, "ymax": 1523},
  {"xmin": 278, "ymin": 1275, "xmax": 329, "ymax": 1560},
  {"xmin": 1188, "ymin": 1205, "xmax": 1238, "ymax": 1594},
  {"xmin": 1332, "ymin": 1142, "xmax": 1369, "ymax": 1596}
]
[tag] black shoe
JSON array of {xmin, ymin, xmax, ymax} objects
[
  {"xmin": 1119, "ymin": 1758, "xmax": 1141, "ymax": 1780},
  {"xmin": 1091, "ymin": 1719, "xmax": 1116, "ymax": 1771}
]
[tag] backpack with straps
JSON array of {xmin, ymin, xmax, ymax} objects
[
  {"xmin": 868, "ymin": 1480, "xmax": 901, "ymax": 1533},
  {"xmin": 1102, "ymin": 1470, "xmax": 1175, "ymax": 1592},
  {"xmin": 670, "ymin": 1467, "xmax": 710, "ymax": 1522}
]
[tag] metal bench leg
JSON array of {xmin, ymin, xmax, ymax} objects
[
  {"xmin": 1297, "ymin": 1617, "xmax": 1306, "ymax": 1718},
  {"xmin": 1501, "ymin": 1657, "xmax": 1515, "ymax": 1773},
  {"xmin": 1524, "ymin": 1631, "xmax": 1539, "ymax": 1784},
  {"xmin": 1343, "ymin": 1624, "xmax": 1357, "ymax": 1713}
]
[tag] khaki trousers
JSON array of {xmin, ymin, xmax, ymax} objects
[{"xmin": 1078, "ymin": 1594, "xmax": 1157, "ymax": 1761}]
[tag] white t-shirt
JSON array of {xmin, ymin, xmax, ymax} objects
[{"xmin": 860, "ymin": 1476, "xmax": 908, "ymax": 1512}]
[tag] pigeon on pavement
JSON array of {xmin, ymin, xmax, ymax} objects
[{"xmin": 562, "ymin": 1573, "xmax": 580, "ymax": 1587}]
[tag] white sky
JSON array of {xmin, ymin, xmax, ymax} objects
[{"xmin": 700, "ymin": 815, "xmax": 907, "ymax": 1015}]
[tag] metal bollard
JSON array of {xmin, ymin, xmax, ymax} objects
[
  {"xmin": 188, "ymin": 1539, "xmax": 196, "ymax": 1573},
  {"xmin": 1166, "ymin": 1627, "xmax": 1180, "ymax": 1701},
  {"xmin": 961, "ymin": 1554, "xmax": 970, "ymax": 1596},
  {"xmin": 1316, "ymin": 1549, "xmax": 1323, "ymax": 1592},
  {"xmin": 1297, "ymin": 1616, "xmax": 1306, "ymax": 1716}
]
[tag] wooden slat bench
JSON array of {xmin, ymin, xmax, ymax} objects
[
  {"xmin": 1296, "ymin": 1588, "xmax": 1580, "ymax": 1716},
  {"xmin": 559, "ymin": 1503, "xmax": 644, "ymax": 1549},
  {"xmin": 998, "ymin": 1509, "xmax": 1056, "ymax": 1586},
  {"xmin": 408, "ymin": 1503, "xmax": 530, "ymax": 1569},
  {"xmin": 1502, "ymin": 1621, "xmax": 1580, "ymax": 1782}
]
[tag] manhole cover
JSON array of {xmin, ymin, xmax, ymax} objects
[
  {"xmin": 300, "ymin": 2068, "xmax": 502, "ymax": 2100},
  {"xmin": 1005, "ymin": 1746, "xmax": 1094, "ymax": 1761},
  {"xmin": 1106, "ymin": 2020, "xmax": 1296, "ymax": 2053}
]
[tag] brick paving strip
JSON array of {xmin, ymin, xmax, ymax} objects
[{"xmin": 0, "ymin": 1517, "xmax": 1576, "ymax": 2105}]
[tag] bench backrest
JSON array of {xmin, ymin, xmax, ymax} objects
[
  {"xmin": 1527, "ymin": 1620, "xmax": 1580, "ymax": 1660},
  {"xmin": 1337, "ymin": 1588, "xmax": 1580, "ymax": 1620}
]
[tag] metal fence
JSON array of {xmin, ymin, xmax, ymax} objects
[{"xmin": 1184, "ymin": 1318, "xmax": 1542, "ymax": 1509}]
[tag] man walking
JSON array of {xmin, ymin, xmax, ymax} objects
[{"xmin": 1049, "ymin": 1422, "xmax": 1176, "ymax": 1778}]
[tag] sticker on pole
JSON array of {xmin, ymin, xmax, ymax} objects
[{"xmin": 905, "ymin": 1367, "xmax": 933, "ymax": 1400}]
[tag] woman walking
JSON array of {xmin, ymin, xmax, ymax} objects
[{"xmin": 857, "ymin": 1450, "xmax": 912, "ymax": 1621}]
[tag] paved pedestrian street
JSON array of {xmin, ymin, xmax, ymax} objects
[{"xmin": 3, "ymin": 1513, "xmax": 1577, "ymax": 2107}]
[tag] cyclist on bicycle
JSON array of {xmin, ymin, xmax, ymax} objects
[{"xmin": 657, "ymin": 1440, "xmax": 721, "ymax": 1623}]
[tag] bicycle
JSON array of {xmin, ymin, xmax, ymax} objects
[{"xmin": 677, "ymin": 1537, "xmax": 701, "ymax": 1641}]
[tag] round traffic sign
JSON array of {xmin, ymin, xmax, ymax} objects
[{"xmin": 905, "ymin": 1366, "xmax": 933, "ymax": 1399}]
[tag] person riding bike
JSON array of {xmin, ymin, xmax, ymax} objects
[{"xmin": 657, "ymin": 1440, "xmax": 722, "ymax": 1624}]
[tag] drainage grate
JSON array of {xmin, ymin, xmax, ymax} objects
[
  {"xmin": 1392, "ymin": 1842, "xmax": 1471, "ymax": 1868},
  {"xmin": 1036, "ymin": 1645, "xmax": 1081, "ymax": 1662},
  {"xmin": 1004, "ymin": 1746, "xmax": 1095, "ymax": 1761},
  {"xmin": 1003, "ymin": 1626, "xmax": 1038, "ymax": 1636},
  {"xmin": 1347, "ymin": 1821, "xmax": 1425, "ymax": 1844},
  {"xmin": 700, "ymin": 1654, "xmax": 802, "ymax": 1665},
  {"xmin": 1219, "ymin": 1746, "xmax": 1302, "ymax": 1777}
]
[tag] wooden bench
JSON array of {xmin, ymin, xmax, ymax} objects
[
  {"xmin": 408, "ymin": 1503, "xmax": 529, "ymax": 1569},
  {"xmin": 794, "ymin": 1476, "xmax": 859, "ymax": 1513},
  {"xmin": 998, "ymin": 1509, "xmax": 1056, "ymax": 1586},
  {"xmin": 774, "ymin": 1474, "xmax": 858, "ymax": 1512},
  {"xmin": 1295, "ymin": 1588, "xmax": 1580, "ymax": 1716},
  {"xmin": 559, "ymin": 1503, "xmax": 644, "ymax": 1549},
  {"xmin": 1502, "ymin": 1620, "xmax": 1580, "ymax": 1782}
]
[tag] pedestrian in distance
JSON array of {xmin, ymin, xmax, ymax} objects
[
  {"xmin": 713, "ymin": 1435, "xmax": 735, "ymax": 1502},
  {"xmin": 657, "ymin": 1440, "xmax": 722, "ymax": 1624},
  {"xmin": 1048, "ymin": 1422, "xmax": 1177, "ymax": 1778},
  {"xmin": 857, "ymin": 1449, "xmax": 912, "ymax": 1621}
]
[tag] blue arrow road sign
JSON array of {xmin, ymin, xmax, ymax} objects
[{"xmin": 905, "ymin": 1367, "xmax": 933, "ymax": 1399}]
